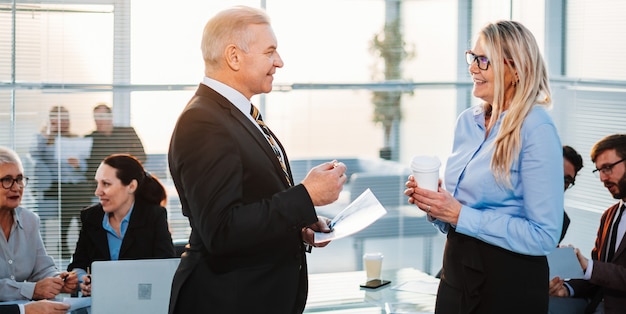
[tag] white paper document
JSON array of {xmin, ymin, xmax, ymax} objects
[
  {"xmin": 314, "ymin": 188, "xmax": 387, "ymax": 243},
  {"xmin": 547, "ymin": 247, "xmax": 585, "ymax": 279},
  {"xmin": 54, "ymin": 137, "xmax": 93, "ymax": 162},
  {"xmin": 63, "ymin": 296, "xmax": 91, "ymax": 311}
]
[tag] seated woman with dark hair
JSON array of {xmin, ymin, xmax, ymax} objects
[{"xmin": 68, "ymin": 154, "xmax": 176, "ymax": 296}]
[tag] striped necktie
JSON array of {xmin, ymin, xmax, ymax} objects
[
  {"xmin": 607, "ymin": 204, "xmax": 625, "ymax": 261},
  {"xmin": 250, "ymin": 105, "xmax": 292, "ymax": 186}
]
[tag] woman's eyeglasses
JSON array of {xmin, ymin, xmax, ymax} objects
[
  {"xmin": 465, "ymin": 51, "xmax": 490, "ymax": 70},
  {"xmin": 465, "ymin": 50, "xmax": 514, "ymax": 71},
  {"xmin": 1, "ymin": 176, "xmax": 29, "ymax": 189}
]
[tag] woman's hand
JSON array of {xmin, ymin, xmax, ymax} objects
[
  {"xmin": 33, "ymin": 277, "xmax": 64, "ymax": 300},
  {"xmin": 60, "ymin": 271, "xmax": 78, "ymax": 293},
  {"xmin": 404, "ymin": 175, "xmax": 462, "ymax": 225},
  {"xmin": 80, "ymin": 274, "xmax": 92, "ymax": 297},
  {"xmin": 574, "ymin": 247, "xmax": 589, "ymax": 271}
]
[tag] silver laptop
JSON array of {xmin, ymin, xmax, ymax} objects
[{"xmin": 90, "ymin": 258, "xmax": 180, "ymax": 314}]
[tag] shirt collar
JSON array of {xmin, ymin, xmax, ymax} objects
[
  {"xmin": 202, "ymin": 76, "xmax": 252, "ymax": 117},
  {"xmin": 102, "ymin": 203, "xmax": 135, "ymax": 229},
  {"xmin": 14, "ymin": 206, "xmax": 24, "ymax": 230}
]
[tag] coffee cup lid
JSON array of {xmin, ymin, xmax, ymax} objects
[{"xmin": 410, "ymin": 155, "xmax": 441, "ymax": 172}]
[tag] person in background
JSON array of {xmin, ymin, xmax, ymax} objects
[
  {"xmin": 167, "ymin": 6, "xmax": 347, "ymax": 314},
  {"xmin": 405, "ymin": 20, "xmax": 562, "ymax": 313},
  {"xmin": 68, "ymin": 154, "xmax": 175, "ymax": 296},
  {"xmin": 0, "ymin": 146, "xmax": 78, "ymax": 301},
  {"xmin": 560, "ymin": 145, "xmax": 584, "ymax": 243},
  {"xmin": 86, "ymin": 103, "xmax": 146, "ymax": 192},
  {"xmin": 550, "ymin": 134, "xmax": 626, "ymax": 314},
  {"xmin": 30, "ymin": 105, "xmax": 92, "ymax": 260}
]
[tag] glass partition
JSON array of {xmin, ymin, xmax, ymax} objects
[{"xmin": 2, "ymin": 0, "xmax": 626, "ymax": 276}]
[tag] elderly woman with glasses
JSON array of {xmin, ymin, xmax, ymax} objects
[
  {"xmin": 405, "ymin": 20, "xmax": 563, "ymax": 313},
  {"xmin": 0, "ymin": 146, "xmax": 78, "ymax": 302}
]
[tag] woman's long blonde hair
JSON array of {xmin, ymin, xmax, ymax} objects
[{"xmin": 480, "ymin": 20, "xmax": 552, "ymax": 187}]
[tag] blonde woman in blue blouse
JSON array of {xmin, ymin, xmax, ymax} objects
[{"xmin": 405, "ymin": 20, "xmax": 563, "ymax": 313}]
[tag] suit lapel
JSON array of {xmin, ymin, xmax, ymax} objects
[
  {"xmin": 264, "ymin": 126, "xmax": 294, "ymax": 185},
  {"xmin": 612, "ymin": 203, "xmax": 626, "ymax": 261},
  {"xmin": 119, "ymin": 205, "xmax": 144, "ymax": 257},
  {"xmin": 196, "ymin": 84, "xmax": 292, "ymax": 187},
  {"xmin": 233, "ymin": 107, "xmax": 292, "ymax": 187},
  {"xmin": 89, "ymin": 209, "xmax": 112, "ymax": 260}
]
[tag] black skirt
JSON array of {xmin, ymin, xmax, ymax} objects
[{"xmin": 435, "ymin": 228, "xmax": 549, "ymax": 314}]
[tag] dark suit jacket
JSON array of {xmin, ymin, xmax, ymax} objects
[
  {"xmin": 168, "ymin": 84, "xmax": 318, "ymax": 314},
  {"xmin": 67, "ymin": 201, "xmax": 176, "ymax": 271},
  {"xmin": 0, "ymin": 304, "xmax": 19, "ymax": 314},
  {"xmin": 568, "ymin": 203, "xmax": 626, "ymax": 314}
]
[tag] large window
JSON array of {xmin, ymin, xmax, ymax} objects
[{"xmin": 2, "ymin": 0, "xmax": 626, "ymax": 274}]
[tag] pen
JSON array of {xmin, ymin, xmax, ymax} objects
[{"xmin": 62, "ymin": 271, "xmax": 74, "ymax": 282}]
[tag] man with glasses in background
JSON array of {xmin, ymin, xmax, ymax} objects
[
  {"xmin": 561, "ymin": 145, "xmax": 584, "ymax": 243},
  {"xmin": 550, "ymin": 134, "xmax": 626, "ymax": 314}
]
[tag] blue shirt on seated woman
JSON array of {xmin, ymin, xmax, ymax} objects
[{"xmin": 67, "ymin": 154, "xmax": 176, "ymax": 296}]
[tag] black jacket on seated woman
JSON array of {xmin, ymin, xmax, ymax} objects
[
  {"xmin": 67, "ymin": 154, "xmax": 176, "ymax": 296},
  {"xmin": 68, "ymin": 200, "xmax": 175, "ymax": 269}
]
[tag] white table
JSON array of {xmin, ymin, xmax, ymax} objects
[{"xmin": 305, "ymin": 268, "xmax": 438, "ymax": 313}]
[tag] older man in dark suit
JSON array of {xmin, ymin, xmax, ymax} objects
[
  {"xmin": 550, "ymin": 134, "xmax": 626, "ymax": 314},
  {"xmin": 167, "ymin": 6, "xmax": 347, "ymax": 314}
]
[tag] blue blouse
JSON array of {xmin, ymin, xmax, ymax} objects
[
  {"xmin": 103, "ymin": 205, "xmax": 134, "ymax": 261},
  {"xmin": 439, "ymin": 105, "xmax": 563, "ymax": 256}
]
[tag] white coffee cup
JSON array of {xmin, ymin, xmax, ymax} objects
[
  {"xmin": 363, "ymin": 252, "xmax": 384, "ymax": 281},
  {"xmin": 410, "ymin": 155, "xmax": 441, "ymax": 192}
]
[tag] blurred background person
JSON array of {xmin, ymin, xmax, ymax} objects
[
  {"xmin": 405, "ymin": 20, "xmax": 562, "ymax": 313},
  {"xmin": 560, "ymin": 145, "xmax": 584, "ymax": 243},
  {"xmin": 68, "ymin": 154, "xmax": 175, "ymax": 297},
  {"xmin": 29, "ymin": 105, "xmax": 93, "ymax": 261},
  {"xmin": 0, "ymin": 145, "xmax": 77, "ymax": 301},
  {"xmin": 86, "ymin": 103, "xmax": 146, "ymax": 194}
]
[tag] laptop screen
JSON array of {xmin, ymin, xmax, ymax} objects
[{"xmin": 90, "ymin": 258, "xmax": 180, "ymax": 314}]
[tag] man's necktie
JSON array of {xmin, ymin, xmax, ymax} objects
[
  {"xmin": 250, "ymin": 105, "xmax": 292, "ymax": 186},
  {"xmin": 607, "ymin": 204, "xmax": 625, "ymax": 261}
]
